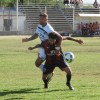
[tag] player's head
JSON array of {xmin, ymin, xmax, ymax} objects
[
  {"xmin": 48, "ymin": 33, "xmax": 58, "ymax": 45},
  {"xmin": 39, "ymin": 13, "xmax": 48, "ymax": 25}
]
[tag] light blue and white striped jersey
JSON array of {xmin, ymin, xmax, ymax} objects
[{"xmin": 35, "ymin": 23, "xmax": 54, "ymax": 41}]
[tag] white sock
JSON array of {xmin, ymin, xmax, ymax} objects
[{"xmin": 39, "ymin": 64, "xmax": 44, "ymax": 72}]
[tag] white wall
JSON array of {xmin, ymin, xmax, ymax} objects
[
  {"xmin": 11, "ymin": 15, "xmax": 26, "ymax": 31},
  {"xmin": 0, "ymin": 16, "xmax": 4, "ymax": 31},
  {"xmin": 0, "ymin": 15, "xmax": 26, "ymax": 32}
]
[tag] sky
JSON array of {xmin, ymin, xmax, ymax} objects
[{"xmin": 84, "ymin": 0, "xmax": 100, "ymax": 4}]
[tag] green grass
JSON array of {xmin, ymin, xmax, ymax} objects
[{"xmin": 0, "ymin": 36, "xmax": 100, "ymax": 100}]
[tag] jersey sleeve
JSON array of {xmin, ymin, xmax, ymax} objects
[
  {"xmin": 47, "ymin": 23, "xmax": 55, "ymax": 34},
  {"xmin": 35, "ymin": 26, "xmax": 39, "ymax": 35}
]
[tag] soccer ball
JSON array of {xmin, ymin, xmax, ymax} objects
[{"xmin": 63, "ymin": 52, "xmax": 75, "ymax": 63}]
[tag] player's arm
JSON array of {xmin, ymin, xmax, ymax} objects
[
  {"xmin": 52, "ymin": 31, "xmax": 63, "ymax": 56},
  {"xmin": 22, "ymin": 34, "xmax": 38, "ymax": 43},
  {"xmin": 52, "ymin": 31, "xmax": 63, "ymax": 47},
  {"xmin": 28, "ymin": 44, "xmax": 41, "ymax": 50},
  {"xmin": 62, "ymin": 36, "xmax": 84, "ymax": 44}
]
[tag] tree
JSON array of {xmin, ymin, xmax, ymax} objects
[
  {"xmin": 0, "ymin": 0, "xmax": 63, "ymax": 7},
  {"xmin": 0, "ymin": 0, "xmax": 16, "ymax": 7}
]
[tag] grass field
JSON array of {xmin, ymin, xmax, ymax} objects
[{"xmin": 0, "ymin": 36, "xmax": 100, "ymax": 100}]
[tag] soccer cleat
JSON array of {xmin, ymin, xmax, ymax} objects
[
  {"xmin": 44, "ymin": 82, "xmax": 48, "ymax": 89},
  {"xmin": 66, "ymin": 83, "xmax": 74, "ymax": 90}
]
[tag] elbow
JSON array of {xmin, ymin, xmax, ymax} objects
[{"xmin": 59, "ymin": 35, "xmax": 63, "ymax": 41}]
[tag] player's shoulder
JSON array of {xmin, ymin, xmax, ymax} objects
[
  {"xmin": 46, "ymin": 23, "xmax": 53, "ymax": 27},
  {"xmin": 37, "ymin": 23, "xmax": 53, "ymax": 28},
  {"xmin": 45, "ymin": 23, "xmax": 54, "ymax": 31},
  {"xmin": 37, "ymin": 24, "xmax": 42, "ymax": 28}
]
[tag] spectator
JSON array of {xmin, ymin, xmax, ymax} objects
[
  {"xmin": 95, "ymin": 21, "xmax": 99, "ymax": 30},
  {"xmin": 63, "ymin": 0, "xmax": 69, "ymax": 6},
  {"xmin": 81, "ymin": 22, "xmax": 90, "ymax": 36},
  {"xmin": 19, "ymin": 0, "xmax": 23, "ymax": 5},
  {"xmin": 95, "ymin": 21, "xmax": 100, "ymax": 35},
  {"xmin": 93, "ymin": 22, "xmax": 96, "ymax": 33},
  {"xmin": 74, "ymin": 0, "xmax": 80, "ymax": 8},
  {"xmin": 76, "ymin": 23, "xmax": 82, "ymax": 36},
  {"xmin": 77, "ymin": 21, "xmax": 100, "ymax": 36},
  {"xmin": 85, "ymin": 23, "xmax": 90, "ymax": 36},
  {"xmin": 70, "ymin": 0, "xmax": 74, "ymax": 8},
  {"xmin": 79, "ymin": 0, "xmax": 83, "ymax": 8},
  {"xmin": 89, "ymin": 22, "xmax": 92, "ymax": 31},
  {"xmin": 82, "ymin": 24, "xmax": 87, "ymax": 36},
  {"xmin": 93, "ymin": 0, "xmax": 99, "ymax": 8},
  {"xmin": 89, "ymin": 22, "xmax": 96, "ymax": 36}
]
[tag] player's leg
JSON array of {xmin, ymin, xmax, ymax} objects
[
  {"xmin": 42, "ymin": 65, "xmax": 55, "ymax": 88},
  {"xmin": 35, "ymin": 57, "xmax": 44, "ymax": 71},
  {"xmin": 58, "ymin": 61, "xmax": 74, "ymax": 90},
  {"xmin": 46, "ymin": 72, "xmax": 54, "ymax": 82},
  {"xmin": 42, "ymin": 72, "xmax": 54, "ymax": 88},
  {"xmin": 42, "ymin": 73, "xmax": 48, "ymax": 88},
  {"xmin": 35, "ymin": 47, "xmax": 46, "ymax": 72},
  {"xmin": 62, "ymin": 67, "xmax": 74, "ymax": 90}
]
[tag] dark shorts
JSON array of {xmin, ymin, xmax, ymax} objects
[{"xmin": 43, "ymin": 60, "xmax": 69, "ymax": 74}]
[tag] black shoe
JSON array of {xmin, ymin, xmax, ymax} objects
[
  {"xmin": 66, "ymin": 83, "xmax": 74, "ymax": 90},
  {"xmin": 44, "ymin": 82, "xmax": 48, "ymax": 89}
]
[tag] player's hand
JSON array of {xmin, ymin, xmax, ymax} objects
[
  {"xmin": 28, "ymin": 47, "xmax": 33, "ymax": 50},
  {"xmin": 22, "ymin": 38, "xmax": 28, "ymax": 43},
  {"xmin": 77, "ymin": 39, "xmax": 84, "ymax": 44},
  {"xmin": 55, "ymin": 50, "xmax": 61, "ymax": 56}
]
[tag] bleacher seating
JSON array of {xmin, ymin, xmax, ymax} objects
[
  {"xmin": 74, "ymin": 8, "xmax": 100, "ymax": 15},
  {"xmin": 18, "ymin": 3, "xmax": 100, "ymax": 35},
  {"xmin": 18, "ymin": 3, "xmax": 73, "ymax": 34}
]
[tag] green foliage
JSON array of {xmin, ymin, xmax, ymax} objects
[
  {"xmin": 0, "ymin": 0, "xmax": 63, "ymax": 7},
  {"xmin": 0, "ymin": 0, "xmax": 16, "ymax": 7},
  {"xmin": 0, "ymin": 0, "xmax": 16, "ymax": 3},
  {"xmin": 0, "ymin": 36, "xmax": 100, "ymax": 100}
]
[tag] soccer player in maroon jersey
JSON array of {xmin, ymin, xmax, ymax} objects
[
  {"xmin": 28, "ymin": 33, "xmax": 84, "ymax": 90},
  {"xmin": 41, "ymin": 33, "xmax": 74, "ymax": 90}
]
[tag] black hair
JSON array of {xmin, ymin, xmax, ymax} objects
[{"xmin": 48, "ymin": 33, "xmax": 58, "ymax": 39}]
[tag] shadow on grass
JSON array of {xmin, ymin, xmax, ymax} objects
[
  {"xmin": 45, "ymin": 89, "xmax": 66, "ymax": 93},
  {"xmin": 0, "ymin": 88, "xmax": 40, "ymax": 96},
  {"xmin": 4, "ymin": 97, "xmax": 24, "ymax": 100},
  {"xmin": 0, "ymin": 87, "xmax": 66, "ymax": 97}
]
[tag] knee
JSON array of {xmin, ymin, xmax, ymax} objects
[
  {"xmin": 35, "ymin": 60, "xmax": 40, "ymax": 67},
  {"xmin": 42, "ymin": 75, "xmax": 47, "ymax": 81},
  {"xmin": 35, "ymin": 58, "xmax": 44, "ymax": 68},
  {"xmin": 67, "ymin": 67, "xmax": 72, "ymax": 74},
  {"xmin": 63, "ymin": 67, "xmax": 72, "ymax": 75},
  {"xmin": 67, "ymin": 69, "xmax": 72, "ymax": 75}
]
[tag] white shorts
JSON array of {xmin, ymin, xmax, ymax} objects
[{"xmin": 38, "ymin": 47, "xmax": 46, "ymax": 60}]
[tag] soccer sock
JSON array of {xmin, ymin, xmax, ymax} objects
[
  {"xmin": 43, "ymin": 79, "xmax": 48, "ymax": 84},
  {"xmin": 43, "ymin": 79, "xmax": 48, "ymax": 88},
  {"xmin": 66, "ymin": 74, "xmax": 71, "ymax": 85},
  {"xmin": 39, "ymin": 64, "xmax": 45, "ymax": 72}
]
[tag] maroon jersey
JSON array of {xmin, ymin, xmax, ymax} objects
[
  {"xmin": 41, "ymin": 40, "xmax": 69, "ymax": 74},
  {"xmin": 41, "ymin": 40, "xmax": 64, "ymax": 64}
]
